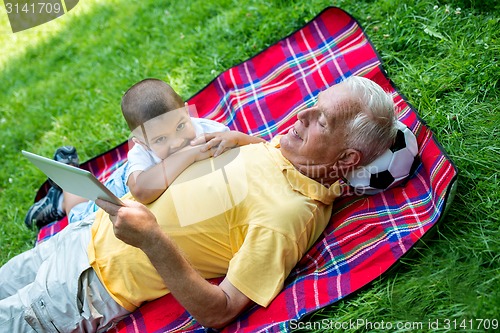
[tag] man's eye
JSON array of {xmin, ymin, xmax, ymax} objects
[{"xmin": 318, "ymin": 113, "xmax": 329, "ymax": 128}]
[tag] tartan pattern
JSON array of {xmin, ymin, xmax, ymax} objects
[{"xmin": 34, "ymin": 7, "xmax": 457, "ymax": 332}]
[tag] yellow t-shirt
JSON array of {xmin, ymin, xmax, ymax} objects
[{"xmin": 88, "ymin": 140, "xmax": 341, "ymax": 311}]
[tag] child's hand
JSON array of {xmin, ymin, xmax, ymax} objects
[
  {"xmin": 193, "ymin": 146, "xmax": 215, "ymax": 162},
  {"xmin": 172, "ymin": 144, "xmax": 215, "ymax": 162},
  {"xmin": 191, "ymin": 131, "xmax": 242, "ymax": 157}
]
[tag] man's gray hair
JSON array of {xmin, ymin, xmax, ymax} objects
[{"xmin": 342, "ymin": 76, "xmax": 398, "ymax": 165}]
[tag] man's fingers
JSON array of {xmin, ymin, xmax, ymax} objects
[{"xmin": 95, "ymin": 198, "xmax": 121, "ymax": 216}]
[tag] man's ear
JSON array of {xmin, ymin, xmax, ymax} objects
[{"xmin": 337, "ymin": 149, "xmax": 361, "ymax": 169}]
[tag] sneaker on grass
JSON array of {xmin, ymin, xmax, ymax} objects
[
  {"xmin": 49, "ymin": 146, "xmax": 80, "ymax": 190},
  {"xmin": 24, "ymin": 186, "xmax": 66, "ymax": 229}
]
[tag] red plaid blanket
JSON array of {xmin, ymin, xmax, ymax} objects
[{"xmin": 35, "ymin": 7, "xmax": 457, "ymax": 332}]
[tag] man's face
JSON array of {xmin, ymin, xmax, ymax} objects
[
  {"xmin": 134, "ymin": 108, "xmax": 196, "ymax": 160},
  {"xmin": 280, "ymin": 82, "xmax": 355, "ymax": 179}
]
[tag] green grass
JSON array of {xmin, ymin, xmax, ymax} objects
[{"xmin": 1, "ymin": 0, "xmax": 498, "ymax": 331}]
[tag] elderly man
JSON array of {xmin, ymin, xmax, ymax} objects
[{"xmin": 0, "ymin": 76, "xmax": 397, "ymax": 332}]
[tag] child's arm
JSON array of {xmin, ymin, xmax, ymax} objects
[
  {"xmin": 191, "ymin": 131, "xmax": 266, "ymax": 157},
  {"xmin": 127, "ymin": 146, "xmax": 212, "ymax": 204}
]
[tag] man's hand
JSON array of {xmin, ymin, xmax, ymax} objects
[{"xmin": 95, "ymin": 198, "xmax": 160, "ymax": 249}]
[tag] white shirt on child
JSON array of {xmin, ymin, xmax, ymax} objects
[{"xmin": 125, "ymin": 118, "xmax": 229, "ymax": 182}]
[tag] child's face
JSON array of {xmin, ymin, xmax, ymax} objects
[{"xmin": 133, "ymin": 107, "xmax": 196, "ymax": 160}]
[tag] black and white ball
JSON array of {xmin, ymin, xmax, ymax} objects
[{"xmin": 345, "ymin": 121, "xmax": 419, "ymax": 195}]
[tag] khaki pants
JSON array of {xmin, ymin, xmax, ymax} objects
[{"xmin": 0, "ymin": 216, "xmax": 129, "ymax": 332}]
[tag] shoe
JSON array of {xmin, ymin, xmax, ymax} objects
[
  {"xmin": 24, "ymin": 187, "xmax": 65, "ymax": 229},
  {"xmin": 49, "ymin": 146, "xmax": 79, "ymax": 189},
  {"xmin": 53, "ymin": 146, "xmax": 79, "ymax": 167}
]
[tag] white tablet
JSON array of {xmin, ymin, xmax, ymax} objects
[{"xmin": 22, "ymin": 150, "xmax": 124, "ymax": 206}]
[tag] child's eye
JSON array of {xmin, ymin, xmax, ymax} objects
[
  {"xmin": 155, "ymin": 136, "xmax": 167, "ymax": 144},
  {"xmin": 177, "ymin": 122, "xmax": 186, "ymax": 131}
]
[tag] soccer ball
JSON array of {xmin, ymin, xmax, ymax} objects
[{"xmin": 345, "ymin": 121, "xmax": 419, "ymax": 195}]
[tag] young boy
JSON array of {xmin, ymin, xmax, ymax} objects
[{"xmin": 25, "ymin": 79, "xmax": 265, "ymax": 228}]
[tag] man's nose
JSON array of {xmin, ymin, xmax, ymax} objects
[{"xmin": 297, "ymin": 108, "xmax": 314, "ymax": 126}]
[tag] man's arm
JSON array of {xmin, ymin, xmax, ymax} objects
[
  {"xmin": 142, "ymin": 228, "xmax": 253, "ymax": 328},
  {"xmin": 127, "ymin": 145, "xmax": 213, "ymax": 204},
  {"xmin": 96, "ymin": 199, "xmax": 254, "ymax": 329}
]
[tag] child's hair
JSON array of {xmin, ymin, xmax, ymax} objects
[{"xmin": 121, "ymin": 78, "xmax": 184, "ymax": 131}]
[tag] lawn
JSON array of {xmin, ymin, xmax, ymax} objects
[{"xmin": 0, "ymin": 0, "xmax": 498, "ymax": 331}]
